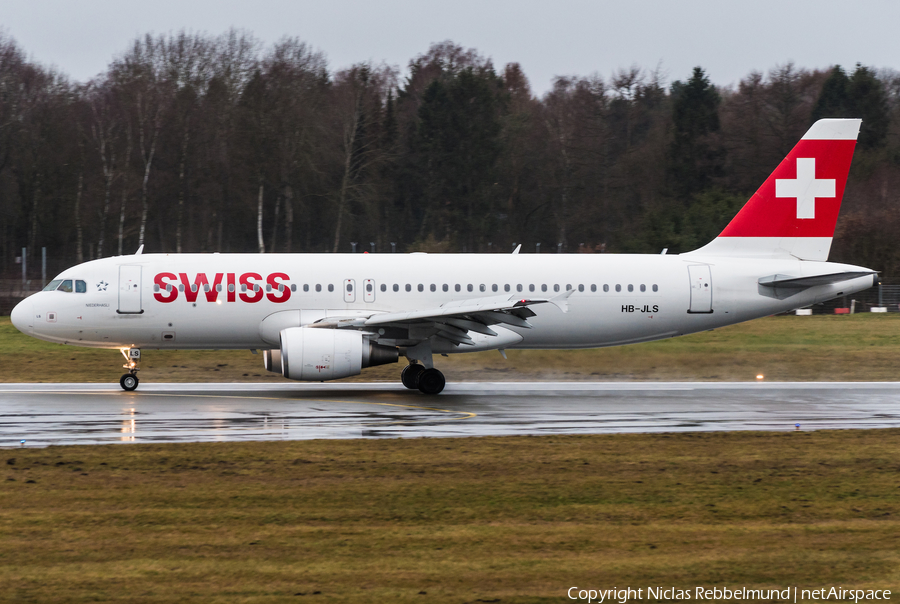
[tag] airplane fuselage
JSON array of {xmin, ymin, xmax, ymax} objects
[{"xmin": 11, "ymin": 252, "xmax": 876, "ymax": 351}]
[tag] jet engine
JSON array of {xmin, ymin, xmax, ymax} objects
[{"xmin": 279, "ymin": 327, "xmax": 398, "ymax": 381}]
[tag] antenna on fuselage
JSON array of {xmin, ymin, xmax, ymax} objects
[
  {"xmin": 135, "ymin": 245, "xmax": 144, "ymax": 255},
  {"xmin": 512, "ymin": 244, "xmax": 521, "ymax": 255}
]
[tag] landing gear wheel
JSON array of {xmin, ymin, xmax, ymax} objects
[
  {"xmin": 401, "ymin": 363, "xmax": 425, "ymax": 389},
  {"xmin": 120, "ymin": 373, "xmax": 139, "ymax": 392},
  {"xmin": 417, "ymin": 368, "xmax": 445, "ymax": 395}
]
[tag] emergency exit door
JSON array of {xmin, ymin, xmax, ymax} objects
[
  {"xmin": 687, "ymin": 264, "xmax": 713, "ymax": 313},
  {"xmin": 118, "ymin": 265, "xmax": 143, "ymax": 314},
  {"xmin": 363, "ymin": 279, "xmax": 375, "ymax": 302},
  {"xmin": 343, "ymin": 279, "xmax": 356, "ymax": 303}
]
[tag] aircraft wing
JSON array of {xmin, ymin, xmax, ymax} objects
[{"xmin": 308, "ymin": 290, "xmax": 574, "ymax": 346}]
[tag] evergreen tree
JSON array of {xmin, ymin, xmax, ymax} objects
[
  {"xmin": 668, "ymin": 67, "xmax": 722, "ymax": 199},
  {"xmin": 810, "ymin": 66, "xmax": 849, "ymax": 121},
  {"xmin": 414, "ymin": 67, "xmax": 505, "ymax": 250},
  {"xmin": 810, "ymin": 64, "xmax": 889, "ymax": 149},
  {"xmin": 848, "ymin": 64, "xmax": 889, "ymax": 149}
]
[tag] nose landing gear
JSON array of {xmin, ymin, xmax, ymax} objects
[{"xmin": 119, "ymin": 348, "xmax": 141, "ymax": 391}]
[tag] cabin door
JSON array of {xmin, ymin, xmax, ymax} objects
[
  {"xmin": 687, "ymin": 265, "xmax": 713, "ymax": 313},
  {"xmin": 118, "ymin": 265, "xmax": 143, "ymax": 314}
]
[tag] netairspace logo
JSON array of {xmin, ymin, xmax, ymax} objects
[{"xmin": 567, "ymin": 586, "xmax": 892, "ymax": 603}]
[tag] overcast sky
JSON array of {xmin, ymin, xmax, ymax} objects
[{"xmin": 2, "ymin": 0, "xmax": 899, "ymax": 95}]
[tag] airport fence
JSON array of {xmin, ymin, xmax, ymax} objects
[{"xmin": 808, "ymin": 284, "xmax": 900, "ymax": 314}]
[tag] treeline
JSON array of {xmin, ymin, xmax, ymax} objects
[{"xmin": 2, "ymin": 31, "xmax": 900, "ymax": 280}]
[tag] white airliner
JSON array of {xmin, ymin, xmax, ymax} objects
[{"xmin": 10, "ymin": 119, "xmax": 877, "ymax": 394}]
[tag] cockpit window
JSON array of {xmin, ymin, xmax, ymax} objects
[
  {"xmin": 43, "ymin": 280, "xmax": 62, "ymax": 292},
  {"xmin": 75, "ymin": 280, "xmax": 87, "ymax": 293},
  {"xmin": 57, "ymin": 280, "xmax": 73, "ymax": 293}
]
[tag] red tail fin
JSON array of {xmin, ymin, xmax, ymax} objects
[{"xmin": 689, "ymin": 118, "xmax": 860, "ymax": 260}]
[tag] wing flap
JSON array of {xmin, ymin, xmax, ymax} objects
[{"xmin": 363, "ymin": 294, "xmax": 547, "ymax": 327}]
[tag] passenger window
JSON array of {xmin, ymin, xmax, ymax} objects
[
  {"xmin": 627, "ymin": 284, "xmax": 633, "ymax": 292},
  {"xmin": 653, "ymin": 284, "xmax": 659, "ymax": 292},
  {"xmin": 328, "ymin": 284, "xmax": 334, "ymax": 292},
  {"xmin": 43, "ymin": 280, "xmax": 62, "ymax": 292},
  {"xmin": 517, "ymin": 284, "xmax": 523, "ymax": 292},
  {"xmin": 366, "ymin": 283, "xmax": 373, "ymax": 292},
  {"xmin": 455, "ymin": 284, "xmax": 461, "ymax": 292},
  {"xmin": 393, "ymin": 284, "xmax": 399, "ymax": 292},
  {"xmin": 578, "ymin": 284, "xmax": 584, "ymax": 292},
  {"xmin": 75, "ymin": 280, "xmax": 87, "ymax": 293},
  {"xmin": 154, "ymin": 284, "xmax": 160, "ymax": 292},
  {"xmin": 58, "ymin": 280, "xmax": 74, "ymax": 293},
  {"xmin": 303, "ymin": 284, "xmax": 309, "ymax": 292},
  {"xmin": 180, "ymin": 284, "xmax": 186, "ymax": 292},
  {"xmin": 467, "ymin": 284, "xmax": 473, "ymax": 292},
  {"xmin": 406, "ymin": 284, "xmax": 412, "ymax": 292},
  {"xmin": 241, "ymin": 284, "xmax": 246, "ymax": 292},
  {"xmin": 380, "ymin": 284, "xmax": 386, "ymax": 292},
  {"xmin": 615, "ymin": 284, "xmax": 621, "ymax": 292},
  {"xmin": 316, "ymin": 284, "xmax": 322, "ymax": 292},
  {"xmin": 591, "ymin": 284, "xmax": 597, "ymax": 292},
  {"xmin": 492, "ymin": 284, "xmax": 498, "ymax": 292},
  {"xmin": 216, "ymin": 284, "xmax": 222, "ymax": 292},
  {"xmin": 480, "ymin": 284, "xmax": 486, "ymax": 292},
  {"xmin": 347, "ymin": 283, "xmax": 353, "ymax": 292},
  {"xmin": 554, "ymin": 284, "xmax": 560, "ymax": 292},
  {"xmin": 529, "ymin": 284, "xmax": 535, "ymax": 292},
  {"xmin": 504, "ymin": 284, "xmax": 510, "ymax": 292},
  {"xmin": 290, "ymin": 284, "xmax": 296, "ymax": 292},
  {"xmin": 566, "ymin": 284, "xmax": 572, "ymax": 291},
  {"xmin": 640, "ymin": 284, "xmax": 646, "ymax": 292},
  {"xmin": 430, "ymin": 284, "xmax": 436, "ymax": 292},
  {"xmin": 191, "ymin": 284, "xmax": 198, "ymax": 293},
  {"xmin": 443, "ymin": 284, "xmax": 449, "ymax": 292},
  {"xmin": 418, "ymin": 284, "xmax": 424, "ymax": 292},
  {"xmin": 541, "ymin": 284, "xmax": 547, "ymax": 292}
]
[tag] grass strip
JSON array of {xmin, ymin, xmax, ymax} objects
[{"xmin": 1, "ymin": 430, "xmax": 899, "ymax": 602}]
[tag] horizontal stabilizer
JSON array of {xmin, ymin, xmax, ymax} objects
[{"xmin": 758, "ymin": 271, "xmax": 877, "ymax": 289}]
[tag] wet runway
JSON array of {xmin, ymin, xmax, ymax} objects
[{"xmin": 2, "ymin": 382, "xmax": 900, "ymax": 447}]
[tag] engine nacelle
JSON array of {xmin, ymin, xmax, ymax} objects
[{"xmin": 279, "ymin": 327, "xmax": 398, "ymax": 381}]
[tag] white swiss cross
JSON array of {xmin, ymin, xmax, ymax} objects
[{"xmin": 775, "ymin": 157, "xmax": 835, "ymax": 220}]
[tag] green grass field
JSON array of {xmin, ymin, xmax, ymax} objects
[
  {"xmin": 2, "ymin": 313, "xmax": 900, "ymax": 383},
  {"xmin": 2, "ymin": 431, "xmax": 899, "ymax": 602}
]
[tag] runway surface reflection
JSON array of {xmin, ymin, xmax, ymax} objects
[{"xmin": 2, "ymin": 382, "xmax": 900, "ymax": 447}]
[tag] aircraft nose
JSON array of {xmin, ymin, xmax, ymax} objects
[{"xmin": 10, "ymin": 298, "xmax": 33, "ymax": 335}]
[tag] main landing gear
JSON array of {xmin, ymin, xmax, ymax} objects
[
  {"xmin": 119, "ymin": 348, "xmax": 141, "ymax": 392},
  {"xmin": 401, "ymin": 362, "xmax": 445, "ymax": 395}
]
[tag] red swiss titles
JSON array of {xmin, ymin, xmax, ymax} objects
[{"xmin": 153, "ymin": 272, "xmax": 291, "ymax": 304}]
